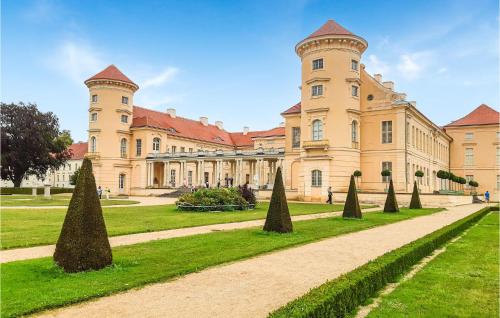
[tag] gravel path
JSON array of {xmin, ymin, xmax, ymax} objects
[
  {"xmin": 34, "ymin": 204, "xmax": 486, "ymax": 318},
  {"xmin": 1, "ymin": 207, "xmax": 380, "ymax": 263}
]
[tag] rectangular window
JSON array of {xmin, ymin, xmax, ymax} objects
[
  {"xmin": 312, "ymin": 58, "xmax": 323, "ymax": 70},
  {"xmin": 465, "ymin": 132, "xmax": 473, "ymax": 140},
  {"xmin": 91, "ymin": 94, "xmax": 98, "ymax": 103},
  {"xmin": 497, "ymin": 132, "xmax": 500, "ymax": 140},
  {"xmin": 292, "ymin": 127, "xmax": 300, "ymax": 148},
  {"xmin": 136, "ymin": 139, "xmax": 142, "ymax": 156},
  {"xmin": 311, "ymin": 170, "xmax": 322, "ymax": 187},
  {"xmin": 90, "ymin": 113, "xmax": 98, "ymax": 121},
  {"xmin": 311, "ymin": 85, "xmax": 323, "ymax": 97},
  {"xmin": 381, "ymin": 121, "xmax": 393, "ymax": 144},
  {"xmin": 382, "ymin": 161, "xmax": 392, "ymax": 182},
  {"xmin": 122, "ymin": 96, "xmax": 129, "ymax": 104},
  {"xmin": 180, "ymin": 147, "xmax": 185, "ymax": 153},
  {"xmin": 188, "ymin": 171, "xmax": 193, "ymax": 186},
  {"xmin": 351, "ymin": 59, "xmax": 359, "ymax": 71},
  {"xmin": 170, "ymin": 169, "xmax": 176, "ymax": 187},
  {"xmin": 189, "ymin": 148, "xmax": 193, "ymax": 153},
  {"xmin": 497, "ymin": 147, "xmax": 500, "ymax": 165},
  {"xmin": 465, "ymin": 148, "xmax": 474, "ymax": 166},
  {"xmin": 351, "ymin": 85, "xmax": 359, "ymax": 97},
  {"xmin": 121, "ymin": 115, "xmax": 128, "ymax": 123},
  {"xmin": 172, "ymin": 146, "xmax": 176, "ymax": 153}
]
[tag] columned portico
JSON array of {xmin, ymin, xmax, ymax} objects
[{"xmin": 146, "ymin": 148, "xmax": 285, "ymax": 189}]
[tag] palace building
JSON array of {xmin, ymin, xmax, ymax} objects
[{"xmin": 82, "ymin": 20, "xmax": 498, "ymax": 200}]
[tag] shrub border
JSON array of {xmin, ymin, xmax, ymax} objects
[
  {"xmin": 0, "ymin": 187, "xmax": 73, "ymax": 195},
  {"xmin": 269, "ymin": 206, "xmax": 495, "ymax": 318}
]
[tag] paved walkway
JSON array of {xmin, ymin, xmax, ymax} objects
[
  {"xmin": 35, "ymin": 204, "xmax": 486, "ymax": 318},
  {"xmin": 1, "ymin": 196, "xmax": 177, "ymax": 209},
  {"xmin": 1, "ymin": 207, "xmax": 381, "ymax": 263}
]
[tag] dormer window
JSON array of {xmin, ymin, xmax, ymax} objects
[
  {"xmin": 121, "ymin": 115, "xmax": 128, "ymax": 123},
  {"xmin": 122, "ymin": 96, "xmax": 129, "ymax": 104},
  {"xmin": 312, "ymin": 58, "xmax": 324, "ymax": 70},
  {"xmin": 91, "ymin": 94, "xmax": 98, "ymax": 103},
  {"xmin": 351, "ymin": 60, "xmax": 359, "ymax": 71},
  {"xmin": 312, "ymin": 85, "xmax": 323, "ymax": 97}
]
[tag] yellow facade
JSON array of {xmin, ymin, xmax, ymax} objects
[{"xmin": 83, "ymin": 20, "xmax": 496, "ymax": 201}]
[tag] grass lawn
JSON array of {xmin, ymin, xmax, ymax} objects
[
  {"xmin": 1, "ymin": 208, "xmax": 440, "ymax": 318},
  {"xmin": 0, "ymin": 202, "xmax": 364, "ymax": 249},
  {"xmin": 0, "ymin": 195, "xmax": 139, "ymax": 207},
  {"xmin": 367, "ymin": 212, "xmax": 499, "ymax": 318}
]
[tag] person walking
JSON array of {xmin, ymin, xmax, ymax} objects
[
  {"xmin": 97, "ymin": 186, "xmax": 103, "ymax": 199},
  {"xmin": 484, "ymin": 190, "xmax": 490, "ymax": 203},
  {"xmin": 105, "ymin": 187, "xmax": 110, "ymax": 200},
  {"xmin": 326, "ymin": 186, "xmax": 333, "ymax": 204}
]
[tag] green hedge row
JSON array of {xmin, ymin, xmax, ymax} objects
[
  {"xmin": 0, "ymin": 187, "xmax": 74, "ymax": 195},
  {"xmin": 269, "ymin": 206, "xmax": 493, "ymax": 318}
]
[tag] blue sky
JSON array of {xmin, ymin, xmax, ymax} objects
[{"xmin": 2, "ymin": 0, "xmax": 499, "ymax": 142}]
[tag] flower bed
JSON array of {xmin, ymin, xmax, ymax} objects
[{"xmin": 176, "ymin": 187, "xmax": 256, "ymax": 212}]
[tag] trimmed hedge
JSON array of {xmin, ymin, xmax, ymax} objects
[
  {"xmin": 269, "ymin": 206, "xmax": 493, "ymax": 318},
  {"xmin": 0, "ymin": 187, "xmax": 73, "ymax": 195},
  {"xmin": 176, "ymin": 188, "xmax": 250, "ymax": 211}
]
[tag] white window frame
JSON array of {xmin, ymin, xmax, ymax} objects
[
  {"xmin": 465, "ymin": 148, "xmax": 474, "ymax": 166},
  {"xmin": 152, "ymin": 137, "xmax": 161, "ymax": 152},
  {"xmin": 119, "ymin": 174, "xmax": 125, "ymax": 190},
  {"xmin": 90, "ymin": 136, "xmax": 97, "ymax": 152},
  {"xmin": 311, "ymin": 85, "xmax": 323, "ymax": 97},
  {"xmin": 90, "ymin": 112, "xmax": 98, "ymax": 122},
  {"xmin": 351, "ymin": 85, "xmax": 359, "ymax": 97},
  {"xmin": 382, "ymin": 161, "xmax": 392, "ymax": 182},
  {"xmin": 136, "ymin": 139, "xmax": 142, "ymax": 157},
  {"xmin": 121, "ymin": 115, "xmax": 128, "ymax": 123},
  {"xmin": 381, "ymin": 121, "xmax": 393, "ymax": 144},
  {"xmin": 292, "ymin": 127, "xmax": 301, "ymax": 148},
  {"xmin": 120, "ymin": 138, "xmax": 127, "ymax": 158},
  {"xmin": 122, "ymin": 96, "xmax": 129, "ymax": 105},
  {"xmin": 351, "ymin": 59, "xmax": 359, "ymax": 71},
  {"xmin": 465, "ymin": 132, "xmax": 474, "ymax": 140},
  {"xmin": 311, "ymin": 170, "xmax": 322, "ymax": 187},
  {"xmin": 351, "ymin": 120, "xmax": 358, "ymax": 142},
  {"xmin": 312, "ymin": 58, "xmax": 324, "ymax": 70},
  {"xmin": 312, "ymin": 120, "xmax": 323, "ymax": 141},
  {"xmin": 91, "ymin": 94, "xmax": 98, "ymax": 103}
]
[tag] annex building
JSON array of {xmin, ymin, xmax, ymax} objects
[{"xmin": 79, "ymin": 20, "xmax": 498, "ymax": 201}]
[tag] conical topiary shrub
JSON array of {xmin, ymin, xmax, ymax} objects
[
  {"xmin": 383, "ymin": 179, "xmax": 399, "ymax": 212},
  {"xmin": 54, "ymin": 158, "xmax": 112, "ymax": 272},
  {"xmin": 263, "ymin": 167, "xmax": 293, "ymax": 233},
  {"xmin": 343, "ymin": 175, "xmax": 362, "ymax": 219},
  {"xmin": 409, "ymin": 181, "xmax": 422, "ymax": 209}
]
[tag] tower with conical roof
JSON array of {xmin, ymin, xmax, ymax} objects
[
  {"xmin": 295, "ymin": 20, "xmax": 368, "ymax": 197},
  {"xmin": 85, "ymin": 65, "xmax": 139, "ymax": 194}
]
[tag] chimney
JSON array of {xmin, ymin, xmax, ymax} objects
[
  {"xmin": 374, "ymin": 74, "xmax": 382, "ymax": 82},
  {"xmin": 243, "ymin": 126, "xmax": 249, "ymax": 135},
  {"xmin": 382, "ymin": 81, "xmax": 394, "ymax": 90},
  {"xmin": 279, "ymin": 122, "xmax": 285, "ymax": 127},
  {"xmin": 200, "ymin": 116, "xmax": 208, "ymax": 126},
  {"xmin": 215, "ymin": 120, "xmax": 224, "ymax": 130},
  {"xmin": 166, "ymin": 108, "xmax": 176, "ymax": 118}
]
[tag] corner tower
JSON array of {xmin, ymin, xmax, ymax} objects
[
  {"xmin": 84, "ymin": 65, "xmax": 139, "ymax": 195},
  {"xmin": 295, "ymin": 20, "xmax": 367, "ymax": 198}
]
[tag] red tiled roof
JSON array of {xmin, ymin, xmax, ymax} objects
[
  {"xmin": 281, "ymin": 102, "xmax": 301, "ymax": 115},
  {"xmin": 131, "ymin": 106, "xmax": 284, "ymax": 147},
  {"xmin": 85, "ymin": 65, "xmax": 137, "ymax": 86},
  {"xmin": 305, "ymin": 20, "xmax": 354, "ymax": 40},
  {"xmin": 229, "ymin": 127, "xmax": 285, "ymax": 147},
  {"xmin": 444, "ymin": 104, "xmax": 499, "ymax": 127},
  {"xmin": 68, "ymin": 142, "xmax": 88, "ymax": 160}
]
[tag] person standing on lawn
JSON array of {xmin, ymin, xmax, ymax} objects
[
  {"xmin": 326, "ymin": 186, "xmax": 333, "ymax": 204},
  {"xmin": 484, "ymin": 190, "xmax": 490, "ymax": 203},
  {"xmin": 97, "ymin": 186, "xmax": 103, "ymax": 199}
]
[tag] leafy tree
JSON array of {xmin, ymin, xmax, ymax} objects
[
  {"xmin": 54, "ymin": 158, "xmax": 112, "ymax": 272},
  {"xmin": 1, "ymin": 102, "xmax": 71, "ymax": 187},
  {"xmin": 353, "ymin": 170, "xmax": 362, "ymax": 190},
  {"xmin": 58, "ymin": 129, "xmax": 74, "ymax": 147},
  {"xmin": 468, "ymin": 180, "xmax": 479, "ymax": 194},
  {"xmin": 383, "ymin": 179, "xmax": 399, "ymax": 212},
  {"xmin": 69, "ymin": 167, "xmax": 81, "ymax": 186},
  {"xmin": 409, "ymin": 181, "xmax": 422, "ymax": 209},
  {"xmin": 436, "ymin": 170, "xmax": 449, "ymax": 191},
  {"xmin": 343, "ymin": 175, "xmax": 362, "ymax": 219},
  {"xmin": 263, "ymin": 167, "xmax": 293, "ymax": 233}
]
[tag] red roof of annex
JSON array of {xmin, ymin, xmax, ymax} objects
[
  {"xmin": 444, "ymin": 104, "xmax": 499, "ymax": 127},
  {"xmin": 68, "ymin": 142, "xmax": 88, "ymax": 160}
]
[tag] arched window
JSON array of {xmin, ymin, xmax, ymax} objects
[
  {"xmin": 311, "ymin": 170, "xmax": 322, "ymax": 187},
  {"xmin": 152, "ymin": 137, "xmax": 161, "ymax": 152},
  {"xmin": 90, "ymin": 136, "xmax": 97, "ymax": 152},
  {"xmin": 312, "ymin": 120, "xmax": 323, "ymax": 141},
  {"xmin": 351, "ymin": 120, "xmax": 358, "ymax": 142},
  {"xmin": 120, "ymin": 138, "xmax": 127, "ymax": 158}
]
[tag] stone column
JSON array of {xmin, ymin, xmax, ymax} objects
[{"xmin": 163, "ymin": 162, "xmax": 168, "ymax": 187}]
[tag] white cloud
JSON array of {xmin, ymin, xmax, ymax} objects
[
  {"xmin": 142, "ymin": 67, "xmax": 179, "ymax": 89},
  {"xmin": 45, "ymin": 41, "xmax": 104, "ymax": 83},
  {"xmin": 396, "ymin": 51, "xmax": 433, "ymax": 80},
  {"xmin": 364, "ymin": 54, "xmax": 391, "ymax": 76}
]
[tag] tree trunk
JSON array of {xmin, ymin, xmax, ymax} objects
[{"xmin": 12, "ymin": 175, "xmax": 23, "ymax": 188}]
